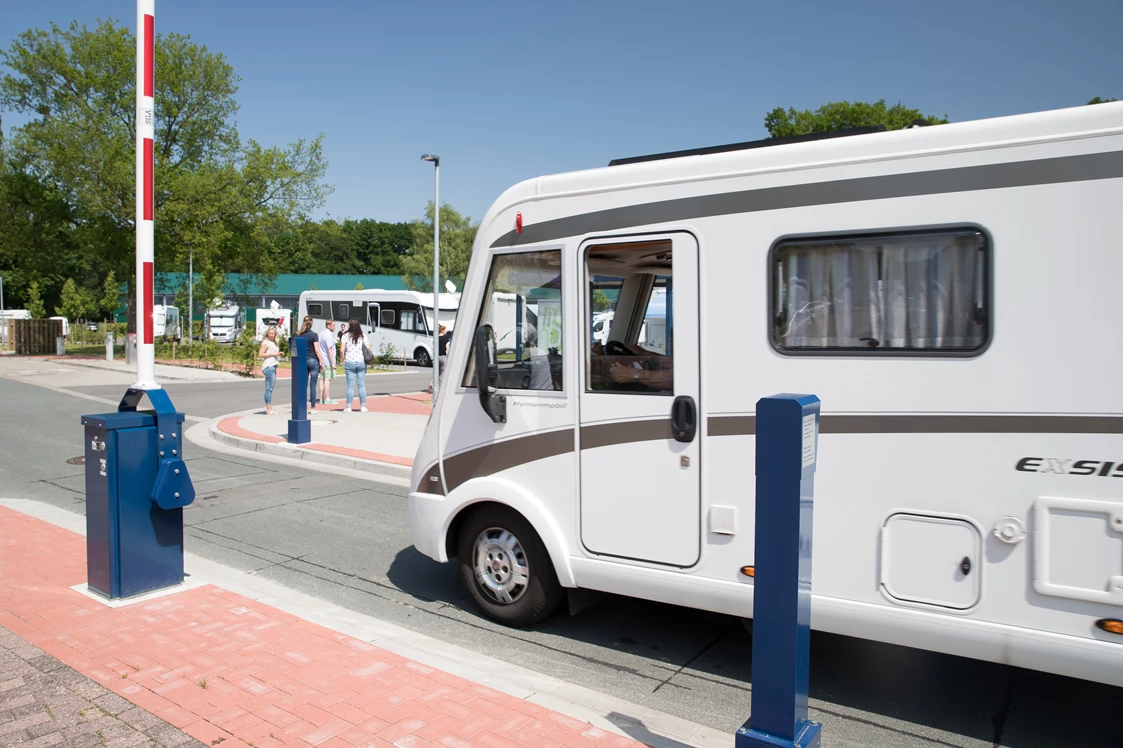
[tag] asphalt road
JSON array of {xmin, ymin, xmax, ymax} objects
[
  {"xmin": 1, "ymin": 371, "xmax": 1120, "ymax": 748},
  {"xmin": 71, "ymin": 369, "xmax": 433, "ymax": 419}
]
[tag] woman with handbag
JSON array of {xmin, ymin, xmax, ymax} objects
[{"xmin": 340, "ymin": 318, "xmax": 370, "ymax": 412}]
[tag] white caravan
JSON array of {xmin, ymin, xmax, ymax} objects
[
  {"xmin": 152, "ymin": 305, "xmax": 180, "ymax": 341},
  {"xmin": 48, "ymin": 316, "xmax": 71, "ymax": 337},
  {"xmin": 255, "ymin": 302, "xmax": 292, "ymax": 341},
  {"xmin": 297, "ymin": 290, "xmax": 458, "ymax": 367},
  {"xmin": 408, "ymin": 102, "xmax": 1123, "ymax": 688},
  {"xmin": 206, "ymin": 302, "xmax": 243, "ymax": 343}
]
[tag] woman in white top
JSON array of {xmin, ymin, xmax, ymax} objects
[
  {"xmin": 340, "ymin": 318, "xmax": 368, "ymax": 412},
  {"xmin": 258, "ymin": 327, "xmax": 281, "ymax": 415}
]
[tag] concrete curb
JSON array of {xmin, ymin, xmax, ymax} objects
[
  {"xmin": 1, "ymin": 498, "xmax": 728, "ymax": 748},
  {"xmin": 34, "ymin": 356, "xmax": 249, "ymax": 383},
  {"xmin": 188, "ymin": 410, "xmax": 413, "ymax": 485}
]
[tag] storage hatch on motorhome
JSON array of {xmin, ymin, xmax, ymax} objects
[{"xmin": 880, "ymin": 513, "xmax": 982, "ymax": 609}]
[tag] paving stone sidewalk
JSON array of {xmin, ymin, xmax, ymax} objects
[{"xmin": 0, "ymin": 625, "xmax": 203, "ymax": 748}]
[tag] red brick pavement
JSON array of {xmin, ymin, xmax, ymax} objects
[{"xmin": 0, "ymin": 506, "xmax": 643, "ymax": 748}]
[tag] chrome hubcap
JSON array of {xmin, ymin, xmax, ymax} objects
[{"xmin": 474, "ymin": 527, "xmax": 529, "ymax": 605}]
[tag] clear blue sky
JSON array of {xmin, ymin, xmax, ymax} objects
[{"xmin": 3, "ymin": 1, "xmax": 1120, "ymax": 225}]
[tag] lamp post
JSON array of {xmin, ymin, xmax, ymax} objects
[{"xmin": 421, "ymin": 154, "xmax": 440, "ymax": 398}]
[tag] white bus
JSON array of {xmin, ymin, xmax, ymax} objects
[
  {"xmin": 298, "ymin": 290, "xmax": 459, "ymax": 367},
  {"xmin": 408, "ymin": 102, "xmax": 1123, "ymax": 688}
]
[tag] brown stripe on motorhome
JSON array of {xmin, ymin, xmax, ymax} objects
[
  {"xmin": 415, "ymin": 413, "xmax": 1123, "ymax": 495},
  {"xmin": 579, "ymin": 419, "xmax": 673, "ymax": 449},
  {"xmin": 491, "ymin": 150, "xmax": 1123, "ymax": 248},
  {"xmin": 707, "ymin": 414, "xmax": 1123, "ymax": 435},
  {"xmin": 415, "ymin": 462, "xmax": 443, "ymax": 495},
  {"xmin": 442, "ymin": 428, "xmax": 576, "ymax": 492}
]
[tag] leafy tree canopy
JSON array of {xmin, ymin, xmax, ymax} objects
[
  {"xmin": 764, "ymin": 99, "xmax": 948, "ymax": 138},
  {"xmin": 401, "ymin": 202, "xmax": 478, "ymax": 292}
]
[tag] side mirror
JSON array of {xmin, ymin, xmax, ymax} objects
[{"xmin": 475, "ymin": 324, "xmax": 507, "ymax": 424}]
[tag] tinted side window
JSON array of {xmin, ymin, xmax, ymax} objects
[
  {"xmin": 772, "ymin": 228, "xmax": 988, "ymax": 354},
  {"xmin": 306, "ymin": 303, "xmax": 324, "ymax": 317},
  {"xmin": 585, "ymin": 241, "xmax": 673, "ymax": 395},
  {"xmin": 381, "ymin": 309, "xmax": 396, "ymax": 326}
]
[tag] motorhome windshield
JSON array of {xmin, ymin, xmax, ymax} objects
[{"xmin": 211, "ymin": 317, "xmax": 235, "ymax": 328}]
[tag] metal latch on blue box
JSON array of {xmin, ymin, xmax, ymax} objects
[{"xmin": 118, "ymin": 387, "xmax": 195, "ymax": 509}]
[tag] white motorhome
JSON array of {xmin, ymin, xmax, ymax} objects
[
  {"xmin": 206, "ymin": 302, "xmax": 243, "ymax": 343},
  {"xmin": 255, "ymin": 302, "xmax": 292, "ymax": 341},
  {"xmin": 297, "ymin": 290, "xmax": 458, "ymax": 367},
  {"xmin": 408, "ymin": 103, "xmax": 1123, "ymax": 688},
  {"xmin": 152, "ymin": 305, "xmax": 180, "ymax": 341}
]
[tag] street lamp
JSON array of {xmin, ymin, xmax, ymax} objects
[{"xmin": 421, "ymin": 154, "xmax": 440, "ymax": 398}]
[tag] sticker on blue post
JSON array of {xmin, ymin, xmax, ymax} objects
[{"xmin": 801, "ymin": 414, "xmax": 816, "ymax": 470}]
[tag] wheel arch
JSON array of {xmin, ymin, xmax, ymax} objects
[{"xmin": 440, "ymin": 478, "xmax": 576, "ymax": 588}]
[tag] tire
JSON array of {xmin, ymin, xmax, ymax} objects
[
  {"xmin": 457, "ymin": 505, "xmax": 564, "ymax": 627},
  {"xmin": 414, "ymin": 347, "xmax": 432, "ymax": 367}
]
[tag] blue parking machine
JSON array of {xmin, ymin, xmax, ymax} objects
[{"xmin": 81, "ymin": 388, "xmax": 195, "ymax": 599}]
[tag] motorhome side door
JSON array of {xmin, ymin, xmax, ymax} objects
[{"xmin": 578, "ymin": 233, "xmax": 700, "ymax": 567}]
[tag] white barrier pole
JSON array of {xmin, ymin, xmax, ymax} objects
[{"xmin": 134, "ymin": 0, "xmax": 159, "ymax": 389}]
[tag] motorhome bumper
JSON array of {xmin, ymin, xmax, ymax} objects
[{"xmin": 409, "ymin": 491, "xmax": 447, "ymax": 562}]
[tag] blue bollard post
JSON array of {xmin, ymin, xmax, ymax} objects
[
  {"xmin": 737, "ymin": 393, "xmax": 822, "ymax": 748},
  {"xmin": 288, "ymin": 336, "xmax": 311, "ymax": 444}
]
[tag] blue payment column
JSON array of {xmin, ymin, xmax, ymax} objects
[
  {"xmin": 737, "ymin": 393, "xmax": 823, "ymax": 748},
  {"xmin": 82, "ymin": 388, "xmax": 195, "ymax": 599},
  {"xmin": 288, "ymin": 336, "xmax": 311, "ymax": 444}
]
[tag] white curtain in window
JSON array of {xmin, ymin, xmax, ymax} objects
[{"xmin": 777, "ymin": 234, "xmax": 983, "ymax": 350}]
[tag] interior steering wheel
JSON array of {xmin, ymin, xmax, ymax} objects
[{"xmin": 605, "ymin": 340, "xmax": 631, "ymax": 356}]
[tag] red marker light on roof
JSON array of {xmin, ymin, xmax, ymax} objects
[{"xmin": 516, "ymin": 211, "xmax": 523, "ymax": 234}]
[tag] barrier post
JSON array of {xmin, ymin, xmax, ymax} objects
[
  {"xmin": 288, "ymin": 336, "xmax": 311, "ymax": 444},
  {"xmin": 736, "ymin": 393, "xmax": 822, "ymax": 748}
]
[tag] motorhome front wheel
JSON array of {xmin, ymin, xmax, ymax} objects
[
  {"xmin": 414, "ymin": 347, "xmax": 432, "ymax": 367},
  {"xmin": 457, "ymin": 505, "xmax": 563, "ymax": 627}
]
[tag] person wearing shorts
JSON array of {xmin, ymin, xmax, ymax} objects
[{"xmin": 317, "ymin": 319, "xmax": 338, "ymax": 405}]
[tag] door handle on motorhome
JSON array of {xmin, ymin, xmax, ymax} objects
[
  {"xmin": 671, "ymin": 396, "xmax": 697, "ymax": 443},
  {"xmin": 960, "ymin": 557, "xmax": 972, "ymax": 576}
]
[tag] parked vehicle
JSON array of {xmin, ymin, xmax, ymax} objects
[
  {"xmin": 152, "ymin": 305, "xmax": 181, "ymax": 341},
  {"xmin": 48, "ymin": 316, "xmax": 71, "ymax": 337},
  {"xmin": 408, "ymin": 102, "xmax": 1123, "ymax": 688},
  {"xmin": 206, "ymin": 303, "xmax": 243, "ymax": 343},
  {"xmin": 255, "ymin": 302, "xmax": 293, "ymax": 342},
  {"xmin": 298, "ymin": 290, "xmax": 459, "ymax": 367}
]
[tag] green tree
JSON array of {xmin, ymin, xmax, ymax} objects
[
  {"xmin": 764, "ymin": 99, "xmax": 948, "ymax": 138},
  {"xmin": 99, "ymin": 270, "xmax": 120, "ymax": 321},
  {"xmin": 401, "ymin": 202, "xmax": 478, "ymax": 292},
  {"xmin": 355, "ymin": 282, "xmax": 364, "ymax": 290},
  {"xmin": 592, "ymin": 289, "xmax": 610, "ymax": 312},
  {"xmin": 56, "ymin": 277, "xmax": 95, "ymax": 320},
  {"xmin": 1087, "ymin": 96, "xmax": 1119, "ymax": 105},
  {"xmin": 0, "ymin": 19, "xmax": 331, "ymax": 321},
  {"xmin": 0, "ymin": 164, "xmax": 83, "ymax": 314},
  {"xmin": 25, "ymin": 280, "xmax": 46, "ymax": 318}
]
